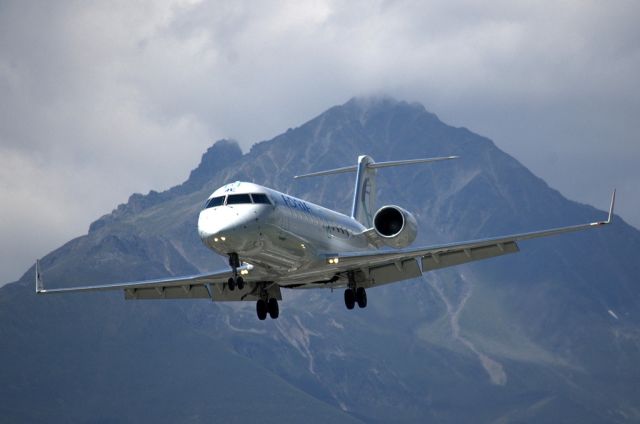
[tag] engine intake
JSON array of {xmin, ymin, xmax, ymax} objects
[{"xmin": 373, "ymin": 205, "xmax": 418, "ymax": 248}]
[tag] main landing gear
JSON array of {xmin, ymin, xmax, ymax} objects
[
  {"xmin": 255, "ymin": 282, "xmax": 278, "ymax": 320},
  {"xmin": 344, "ymin": 272, "xmax": 367, "ymax": 310},
  {"xmin": 344, "ymin": 287, "xmax": 367, "ymax": 309},
  {"xmin": 256, "ymin": 297, "xmax": 279, "ymax": 320},
  {"xmin": 227, "ymin": 253, "xmax": 244, "ymax": 291}
]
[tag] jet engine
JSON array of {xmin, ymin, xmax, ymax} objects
[{"xmin": 373, "ymin": 205, "xmax": 418, "ymax": 248}]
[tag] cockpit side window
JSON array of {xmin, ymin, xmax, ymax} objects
[
  {"xmin": 205, "ymin": 196, "xmax": 225, "ymax": 209},
  {"xmin": 226, "ymin": 194, "xmax": 252, "ymax": 205},
  {"xmin": 251, "ymin": 193, "xmax": 271, "ymax": 205}
]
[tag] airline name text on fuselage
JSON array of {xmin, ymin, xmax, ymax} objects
[{"xmin": 281, "ymin": 194, "xmax": 312, "ymax": 213}]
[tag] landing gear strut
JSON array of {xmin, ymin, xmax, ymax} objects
[{"xmin": 226, "ymin": 253, "xmax": 244, "ymax": 291}]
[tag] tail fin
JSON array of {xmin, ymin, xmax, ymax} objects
[
  {"xmin": 352, "ymin": 155, "xmax": 377, "ymax": 227},
  {"xmin": 295, "ymin": 155, "xmax": 458, "ymax": 227}
]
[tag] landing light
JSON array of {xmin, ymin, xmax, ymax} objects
[
  {"xmin": 220, "ymin": 236, "xmax": 226, "ymax": 241},
  {"xmin": 213, "ymin": 237, "xmax": 219, "ymax": 242},
  {"xmin": 240, "ymin": 269, "xmax": 249, "ymax": 276},
  {"xmin": 327, "ymin": 257, "xmax": 339, "ymax": 264}
]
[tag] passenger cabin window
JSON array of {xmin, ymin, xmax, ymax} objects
[
  {"xmin": 205, "ymin": 196, "xmax": 225, "ymax": 209},
  {"xmin": 226, "ymin": 194, "xmax": 252, "ymax": 205},
  {"xmin": 251, "ymin": 193, "xmax": 271, "ymax": 204}
]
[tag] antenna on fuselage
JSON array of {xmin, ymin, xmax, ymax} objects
[{"xmin": 294, "ymin": 155, "xmax": 458, "ymax": 227}]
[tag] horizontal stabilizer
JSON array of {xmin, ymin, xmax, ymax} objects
[
  {"xmin": 294, "ymin": 165, "xmax": 357, "ymax": 179},
  {"xmin": 368, "ymin": 156, "xmax": 459, "ymax": 169},
  {"xmin": 294, "ymin": 155, "xmax": 458, "ymax": 179}
]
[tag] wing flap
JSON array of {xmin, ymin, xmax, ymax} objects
[
  {"xmin": 422, "ymin": 241, "xmax": 519, "ymax": 271},
  {"xmin": 368, "ymin": 258, "xmax": 422, "ymax": 286},
  {"xmin": 124, "ymin": 285, "xmax": 211, "ymax": 300}
]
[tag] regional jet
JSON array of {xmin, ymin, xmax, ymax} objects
[{"xmin": 36, "ymin": 155, "xmax": 616, "ymax": 320}]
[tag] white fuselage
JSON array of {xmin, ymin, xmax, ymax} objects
[{"xmin": 197, "ymin": 181, "xmax": 369, "ymax": 285}]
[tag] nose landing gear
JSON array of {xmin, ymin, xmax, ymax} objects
[{"xmin": 226, "ymin": 253, "xmax": 244, "ymax": 291}]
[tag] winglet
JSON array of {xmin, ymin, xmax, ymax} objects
[
  {"xmin": 35, "ymin": 260, "xmax": 44, "ymax": 293},
  {"xmin": 606, "ymin": 189, "xmax": 616, "ymax": 224}
]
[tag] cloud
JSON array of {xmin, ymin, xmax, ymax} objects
[{"xmin": 1, "ymin": 0, "xmax": 638, "ymax": 283}]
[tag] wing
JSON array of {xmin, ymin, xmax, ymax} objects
[
  {"xmin": 286, "ymin": 190, "xmax": 616, "ymax": 288},
  {"xmin": 35, "ymin": 262, "xmax": 282, "ymax": 302}
]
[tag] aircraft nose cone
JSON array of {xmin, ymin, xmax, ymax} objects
[
  {"xmin": 198, "ymin": 204, "xmax": 272, "ymax": 250},
  {"xmin": 198, "ymin": 209, "xmax": 235, "ymax": 240}
]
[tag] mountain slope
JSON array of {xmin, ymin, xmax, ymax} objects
[{"xmin": 1, "ymin": 97, "xmax": 639, "ymax": 423}]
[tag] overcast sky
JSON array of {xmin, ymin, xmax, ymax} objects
[{"xmin": 1, "ymin": 0, "xmax": 638, "ymax": 284}]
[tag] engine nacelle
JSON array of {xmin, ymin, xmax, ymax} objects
[{"xmin": 373, "ymin": 205, "xmax": 418, "ymax": 249}]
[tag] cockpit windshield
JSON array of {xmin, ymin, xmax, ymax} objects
[
  {"xmin": 204, "ymin": 196, "xmax": 225, "ymax": 209},
  {"xmin": 251, "ymin": 193, "xmax": 271, "ymax": 204},
  {"xmin": 226, "ymin": 194, "xmax": 252, "ymax": 205},
  {"xmin": 203, "ymin": 193, "xmax": 271, "ymax": 209}
]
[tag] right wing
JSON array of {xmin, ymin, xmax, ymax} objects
[
  {"xmin": 287, "ymin": 190, "xmax": 616, "ymax": 287},
  {"xmin": 35, "ymin": 262, "xmax": 281, "ymax": 301}
]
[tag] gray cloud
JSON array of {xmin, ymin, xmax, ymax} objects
[{"xmin": 1, "ymin": 0, "xmax": 638, "ymax": 284}]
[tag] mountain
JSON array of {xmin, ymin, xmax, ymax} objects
[{"xmin": 1, "ymin": 96, "xmax": 639, "ymax": 423}]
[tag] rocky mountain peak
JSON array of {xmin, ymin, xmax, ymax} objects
[
  {"xmin": 187, "ymin": 139, "xmax": 242, "ymax": 187},
  {"xmin": 88, "ymin": 139, "xmax": 243, "ymax": 234},
  {"xmin": 339, "ymin": 95, "xmax": 438, "ymax": 126}
]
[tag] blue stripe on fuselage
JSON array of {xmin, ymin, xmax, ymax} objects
[{"xmin": 280, "ymin": 194, "xmax": 312, "ymax": 214}]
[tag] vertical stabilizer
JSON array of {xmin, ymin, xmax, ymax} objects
[{"xmin": 351, "ymin": 155, "xmax": 377, "ymax": 227}]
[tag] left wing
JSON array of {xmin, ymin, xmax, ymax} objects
[
  {"xmin": 291, "ymin": 190, "xmax": 616, "ymax": 287},
  {"xmin": 35, "ymin": 262, "xmax": 281, "ymax": 301}
]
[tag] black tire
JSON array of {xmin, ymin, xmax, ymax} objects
[
  {"xmin": 227, "ymin": 277, "xmax": 236, "ymax": 291},
  {"xmin": 268, "ymin": 298, "xmax": 279, "ymax": 319},
  {"xmin": 236, "ymin": 276, "xmax": 245, "ymax": 290},
  {"xmin": 356, "ymin": 287, "xmax": 367, "ymax": 308},
  {"xmin": 256, "ymin": 299, "xmax": 267, "ymax": 320},
  {"xmin": 344, "ymin": 289, "xmax": 355, "ymax": 310}
]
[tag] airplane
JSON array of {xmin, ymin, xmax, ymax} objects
[{"xmin": 36, "ymin": 155, "xmax": 616, "ymax": 320}]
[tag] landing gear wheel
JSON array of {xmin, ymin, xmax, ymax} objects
[
  {"xmin": 356, "ymin": 287, "xmax": 367, "ymax": 308},
  {"xmin": 227, "ymin": 277, "xmax": 236, "ymax": 291},
  {"xmin": 268, "ymin": 298, "xmax": 279, "ymax": 319},
  {"xmin": 236, "ymin": 276, "xmax": 245, "ymax": 290},
  {"xmin": 256, "ymin": 299, "xmax": 267, "ymax": 320},
  {"xmin": 344, "ymin": 288, "xmax": 355, "ymax": 310}
]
